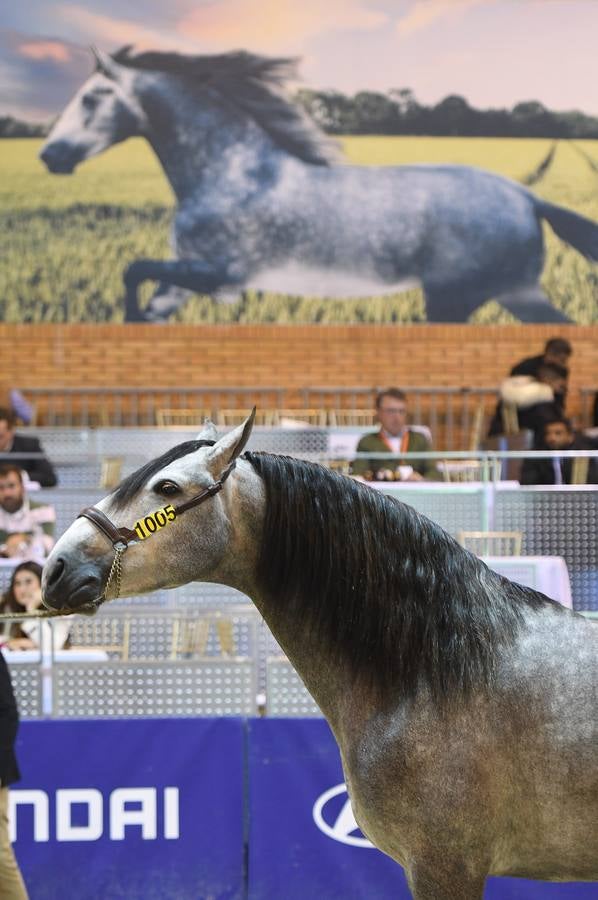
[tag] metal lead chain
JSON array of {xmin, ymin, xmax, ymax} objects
[{"xmin": 104, "ymin": 545, "xmax": 125, "ymax": 600}]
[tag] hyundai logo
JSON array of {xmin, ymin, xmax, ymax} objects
[{"xmin": 312, "ymin": 783, "xmax": 374, "ymax": 848}]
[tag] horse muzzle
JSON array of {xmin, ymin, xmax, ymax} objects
[
  {"xmin": 42, "ymin": 555, "xmax": 105, "ymax": 613},
  {"xmin": 39, "ymin": 140, "xmax": 83, "ymax": 174}
]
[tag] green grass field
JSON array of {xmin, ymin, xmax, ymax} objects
[{"xmin": 1, "ymin": 136, "xmax": 597, "ymax": 323}]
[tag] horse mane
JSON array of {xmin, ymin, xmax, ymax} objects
[
  {"xmin": 111, "ymin": 47, "xmax": 339, "ymax": 166},
  {"xmin": 244, "ymin": 452, "xmax": 554, "ymax": 701}
]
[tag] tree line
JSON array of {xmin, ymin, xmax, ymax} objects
[
  {"xmin": 0, "ymin": 116, "xmax": 46, "ymax": 137},
  {"xmin": 3, "ymin": 89, "xmax": 598, "ymax": 139},
  {"xmin": 296, "ymin": 89, "xmax": 598, "ymax": 138}
]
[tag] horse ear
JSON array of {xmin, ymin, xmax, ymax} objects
[
  {"xmin": 196, "ymin": 419, "xmax": 218, "ymax": 442},
  {"xmin": 91, "ymin": 46, "xmax": 118, "ymax": 80},
  {"xmin": 206, "ymin": 408, "xmax": 256, "ymax": 476}
]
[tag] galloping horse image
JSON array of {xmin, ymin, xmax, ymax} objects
[
  {"xmin": 41, "ymin": 48, "xmax": 598, "ymax": 323},
  {"xmin": 42, "ymin": 414, "xmax": 598, "ymax": 898}
]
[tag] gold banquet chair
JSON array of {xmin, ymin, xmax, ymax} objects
[
  {"xmin": 216, "ymin": 409, "xmax": 276, "ymax": 427},
  {"xmin": 456, "ymin": 531, "xmax": 523, "ymax": 557},
  {"xmin": 441, "ymin": 458, "xmax": 501, "ymax": 483},
  {"xmin": 69, "ymin": 616, "xmax": 131, "ymax": 660},
  {"xmin": 156, "ymin": 408, "xmax": 213, "ymax": 427},
  {"xmin": 469, "ymin": 401, "xmax": 487, "ymax": 452},
  {"xmin": 328, "ymin": 410, "xmax": 377, "ymax": 427},
  {"xmin": 171, "ymin": 616, "xmax": 235, "ymax": 659},
  {"xmin": 99, "ymin": 456, "xmax": 124, "ymax": 489},
  {"xmin": 571, "ymin": 457, "xmax": 590, "ymax": 485},
  {"xmin": 501, "ymin": 402, "xmax": 519, "ymax": 435}
]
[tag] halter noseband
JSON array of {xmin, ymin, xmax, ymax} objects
[{"xmin": 77, "ymin": 459, "xmax": 237, "ymax": 609}]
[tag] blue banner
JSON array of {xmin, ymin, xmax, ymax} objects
[
  {"xmin": 9, "ymin": 718, "xmax": 597, "ymax": 899},
  {"xmin": 13, "ymin": 719, "xmax": 245, "ymax": 900},
  {"xmin": 247, "ymin": 719, "xmax": 597, "ymax": 900}
]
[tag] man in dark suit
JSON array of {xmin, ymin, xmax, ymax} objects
[
  {"xmin": 520, "ymin": 416, "xmax": 598, "ymax": 485},
  {"xmin": 0, "ymin": 652, "xmax": 28, "ymax": 897},
  {"xmin": 0, "ymin": 409, "xmax": 57, "ymax": 488}
]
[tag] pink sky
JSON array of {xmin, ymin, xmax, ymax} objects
[{"xmin": 2, "ymin": 0, "xmax": 598, "ymax": 120}]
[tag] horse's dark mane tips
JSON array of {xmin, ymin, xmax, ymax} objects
[
  {"xmin": 244, "ymin": 452, "xmax": 549, "ymax": 701},
  {"xmin": 111, "ymin": 439, "xmax": 215, "ymax": 509},
  {"xmin": 111, "ymin": 46, "xmax": 340, "ymax": 166}
]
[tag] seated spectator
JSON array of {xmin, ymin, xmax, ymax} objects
[
  {"xmin": 520, "ymin": 416, "xmax": 598, "ymax": 485},
  {"xmin": 0, "ymin": 464, "xmax": 55, "ymax": 559},
  {"xmin": 0, "ymin": 407, "xmax": 57, "ymax": 487},
  {"xmin": 0, "ymin": 561, "xmax": 70, "ymax": 651},
  {"xmin": 351, "ymin": 388, "xmax": 440, "ymax": 481},
  {"xmin": 510, "ymin": 337, "xmax": 571, "ymax": 411},
  {"xmin": 488, "ymin": 362, "xmax": 566, "ymax": 438}
]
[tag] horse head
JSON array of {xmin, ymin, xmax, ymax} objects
[
  {"xmin": 42, "ymin": 412, "xmax": 257, "ymax": 612},
  {"xmin": 40, "ymin": 48, "xmax": 146, "ymax": 174}
]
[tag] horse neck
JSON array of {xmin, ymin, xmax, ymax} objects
[
  {"xmin": 136, "ymin": 73, "xmax": 283, "ymax": 202},
  {"xmin": 215, "ymin": 470, "xmax": 359, "ymax": 733}
]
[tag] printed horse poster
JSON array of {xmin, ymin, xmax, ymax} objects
[{"xmin": 1, "ymin": 1, "xmax": 598, "ymax": 324}]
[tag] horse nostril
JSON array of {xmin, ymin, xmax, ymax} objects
[{"xmin": 47, "ymin": 557, "xmax": 65, "ymax": 587}]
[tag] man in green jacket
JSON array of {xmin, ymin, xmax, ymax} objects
[{"xmin": 351, "ymin": 388, "xmax": 440, "ymax": 481}]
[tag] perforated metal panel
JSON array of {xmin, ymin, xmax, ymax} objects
[
  {"xmin": 53, "ymin": 659, "xmax": 256, "ymax": 717},
  {"xmin": 68, "ymin": 606, "xmax": 259, "ymax": 661},
  {"xmin": 7, "ymin": 663, "xmax": 43, "ymax": 718},
  {"xmin": 37, "ymin": 489, "xmax": 104, "ymax": 539},
  {"xmin": 266, "ymin": 658, "xmax": 322, "ymax": 717},
  {"xmin": 382, "ymin": 486, "xmax": 486, "ymax": 537},
  {"xmin": 494, "ymin": 488, "xmax": 598, "ymax": 611}
]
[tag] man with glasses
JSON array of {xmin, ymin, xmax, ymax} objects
[{"xmin": 351, "ymin": 388, "xmax": 439, "ymax": 481}]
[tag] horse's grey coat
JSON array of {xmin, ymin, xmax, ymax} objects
[
  {"xmin": 42, "ymin": 416, "xmax": 598, "ymax": 900},
  {"xmin": 40, "ymin": 48, "xmax": 598, "ymax": 323}
]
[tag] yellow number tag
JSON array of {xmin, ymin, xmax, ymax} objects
[{"xmin": 134, "ymin": 504, "xmax": 176, "ymax": 540}]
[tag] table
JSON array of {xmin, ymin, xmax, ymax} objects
[{"xmin": 480, "ymin": 556, "xmax": 572, "ymax": 608}]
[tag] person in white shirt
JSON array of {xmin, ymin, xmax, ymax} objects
[
  {"xmin": 0, "ymin": 464, "xmax": 55, "ymax": 560},
  {"xmin": 0, "ymin": 561, "xmax": 70, "ymax": 651}
]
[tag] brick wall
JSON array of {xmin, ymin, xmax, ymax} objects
[{"xmin": 1, "ymin": 322, "xmax": 596, "ymax": 420}]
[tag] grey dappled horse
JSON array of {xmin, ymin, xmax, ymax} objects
[
  {"xmin": 42, "ymin": 413, "xmax": 598, "ymax": 899},
  {"xmin": 40, "ymin": 48, "xmax": 598, "ymax": 323}
]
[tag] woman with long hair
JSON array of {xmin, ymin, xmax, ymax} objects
[{"xmin": 0, "ymin": 561, "xmax": 70, "ymax": 651}]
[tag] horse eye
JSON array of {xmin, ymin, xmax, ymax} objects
[
  {"xmin": 155, "ymin": 481, "xmax": 180, "ymax": 496},
  {"xmin": 82, "ymin": 94, "xmax": 98, "ymax": 110}
]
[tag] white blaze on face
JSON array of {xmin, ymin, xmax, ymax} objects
[{"xmin": 42, "ymin": 66, "xmax": 145, "ymax": 166}]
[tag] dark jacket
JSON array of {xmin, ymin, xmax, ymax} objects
[
  {"xmin": 510, "ymin": 354, "xmax": 568, "ymax": 409},
  {"xmin": 8, "ymin": 434, "xmax": 58, "ymax": 487},
  {"xmin": 488, "ymin": 375, "xmax": 563, "ymax": 438},
  {"xmin": 520, "ymin": 437, "xmax": 598, "ymax": 485},
  {"xmin": 0, "ymin": 653, "xmax": 20, "ymax": 786}
]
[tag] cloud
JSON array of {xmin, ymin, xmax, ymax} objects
[
  {"xmin": 19, "ymin": 40, "xmax": 72, "ymax": 62},
  {"xmin": 0, "ymin": 29, "xmax": 89, "ymax": 121},
  {"xmin": 54, "ymin": 3, "xmax": 196, "ymax": 52},
  {"xmin": 177, "ymin": 0, "xmax": 387, "ymax": 52},
  {"xmin": 396, "ymin": 0, "xmax": 489, "ymax": 38}
]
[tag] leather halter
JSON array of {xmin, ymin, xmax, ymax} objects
[{"xmin": 77, "ymin": 459, "xmax": 237, "ymax": 608}]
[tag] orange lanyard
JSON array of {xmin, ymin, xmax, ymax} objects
[{"xmin": 379, "ymin": 431, "xmax": 409, "ymax": 454}]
